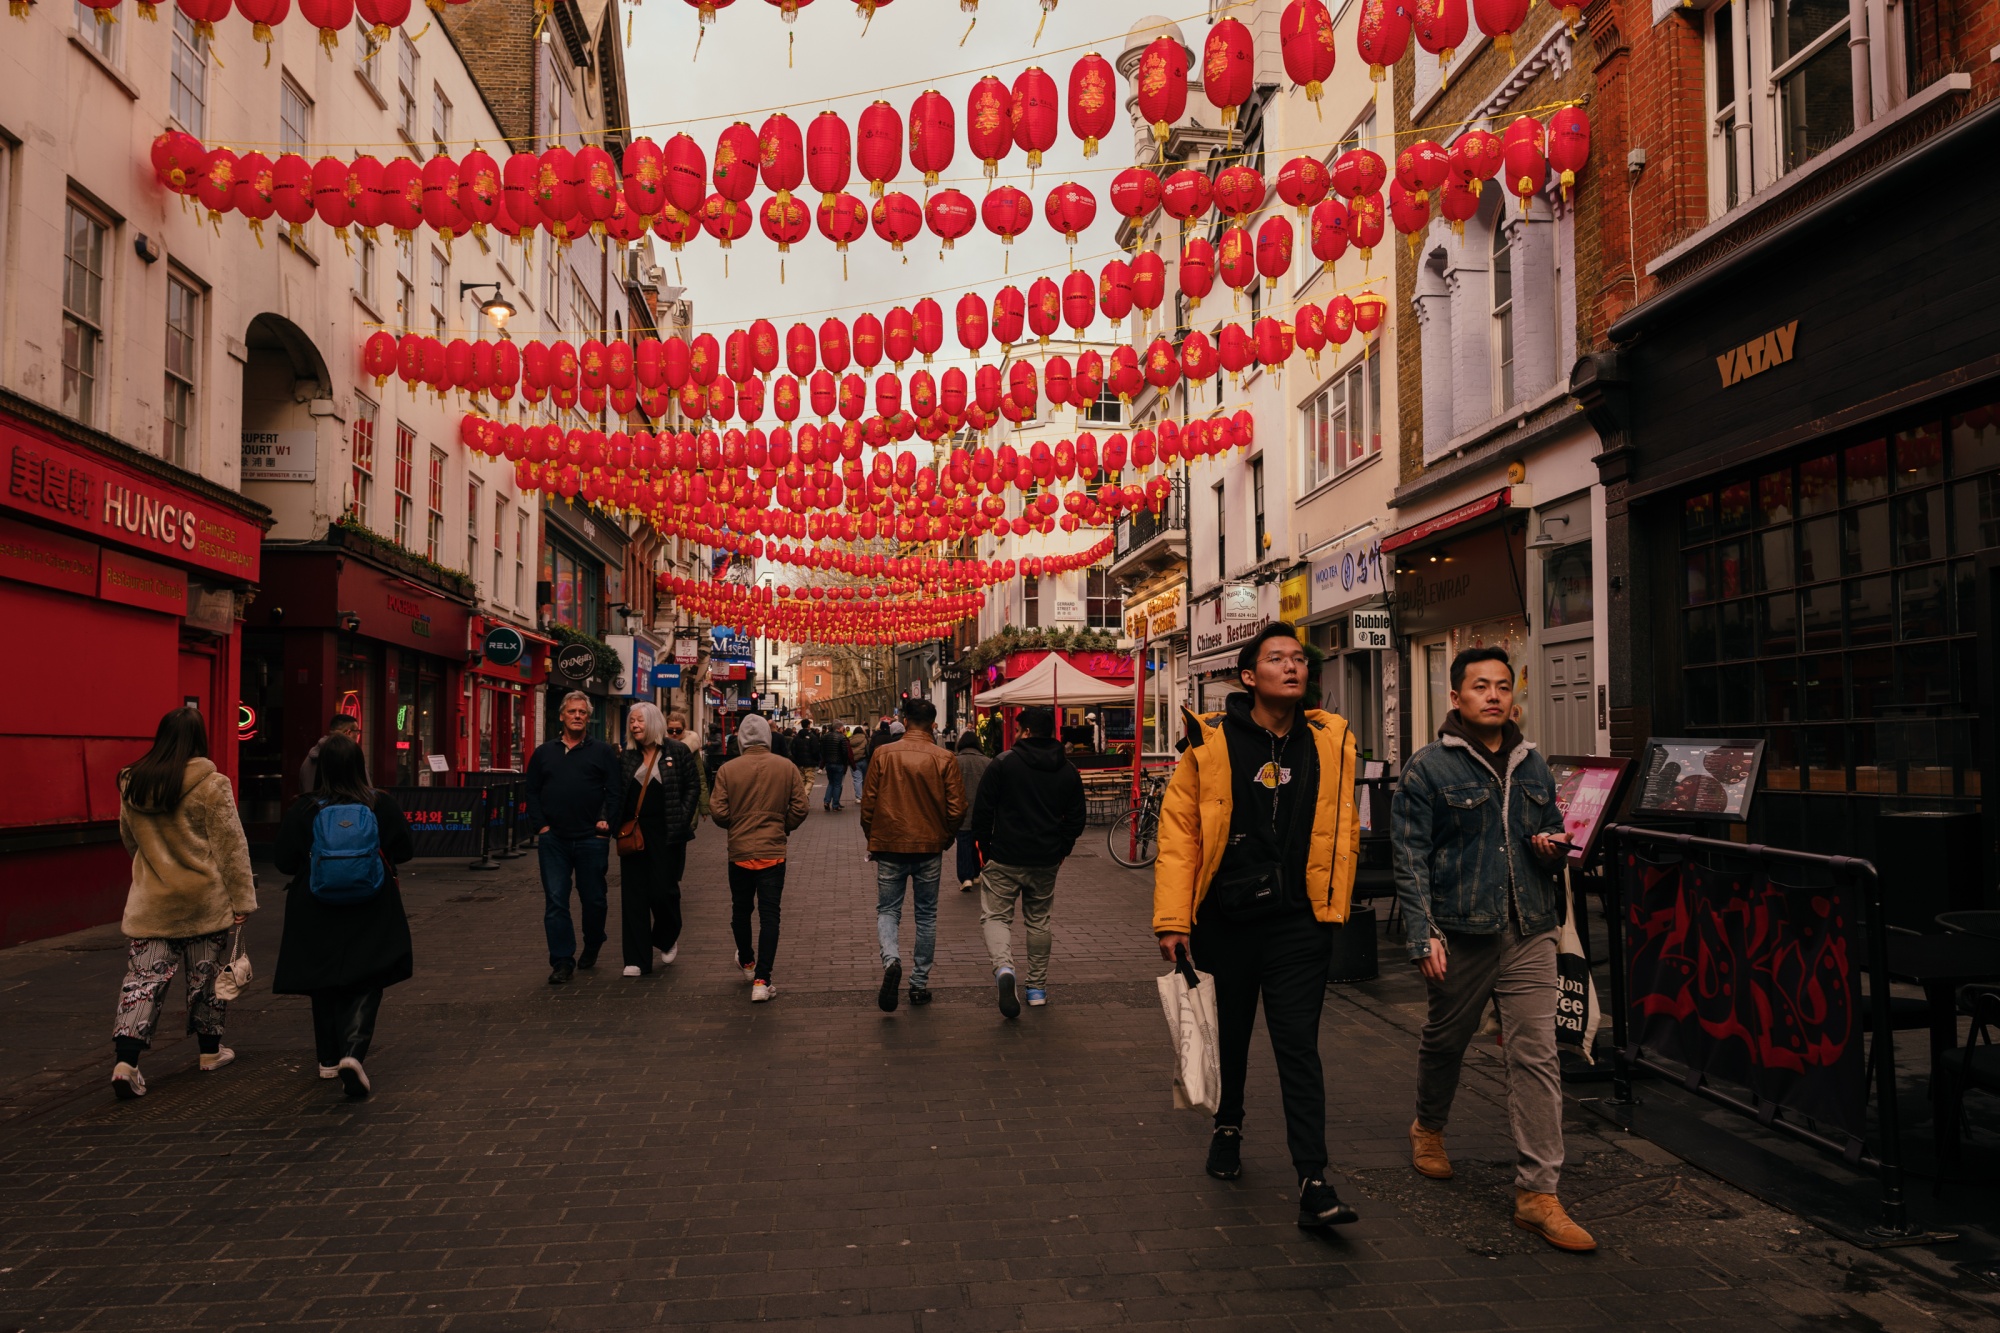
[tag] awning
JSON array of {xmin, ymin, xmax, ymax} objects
[
  {"xmin": 1380, "ymin": 487, "xmax": 1511, "ymax": 554},
  {"xmin": 974, "ymin": 652, "xmax": 1137, "ymax": 707}
]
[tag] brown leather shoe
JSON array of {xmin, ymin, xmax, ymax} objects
[
  {"xmin": 1409, "ymin": 1120, "xmax": 1453, "ymax": 1179},
  {"xmin": 1514, "ymin": 1189, "xmax": 1597, "ymax": 1252}
]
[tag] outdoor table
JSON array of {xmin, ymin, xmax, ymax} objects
[
  {"xmin": 1937, "ymin": 910, "xmax": 2000, "ymax": 943},
  {"xmin": 1880, "ymin": 932, "xmax": 2000, "ymax": 1056}
]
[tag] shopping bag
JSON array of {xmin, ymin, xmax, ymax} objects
[
  {"xmin": 1156, "ymin": 948, "xmax": 1222, "ymax": 1115},
  {"xmin": 1554, "ymin": 873, "xmax": 1602, "ymax": 1063},
  {"xmin": 211, "ymin": 926, "xmax": 253, "ymax": 1002}
]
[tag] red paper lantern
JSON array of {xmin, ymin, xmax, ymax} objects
[
  {"xmin": 1353, "ymin": 292, "xmax": 1386, "ymax": 340},
  {"xmin": 1332, "ymin": 147, "xmax": 1388, "ymax": 200},
  {"xmin": 534, "ymin": 146, "xmax": 580, "ymax": 239},
  {"xmin": 1414, "ymin": 0, "xmax": 1468, "ymax": 68},
  {"xmin": 966, "ymin": 76, "xmax": 1013, "ymax": 179},
  {"xmin": 382, "ymin": 157, "xmax": 423, "ymax": 236},
  {"xmin": 1110, "ymin": 167, "xmax": 1162, "ymax": 223},
  {"xmin": 981, "ymin": 186, "xmax": 1034, "ymax": 246},
  {"xmin": 1180, "ymin": 329, "xmax": 1218, "ymax": 384},
  {"xmin": 1144, "ymin": 338, "xmax": 1180, "ymax": 391},
  {"xmin": 1254, "ymin": 317, "xmax": 1295, "ymax": 370},
  {"xmin": 1388, "ymin": 180, "xmax": 1431, "ymax": 245},
  {"xmin": 1502, "ymin": 115, "xmax": 1547, "ymax": 210},
  {"xmin": 420, "ymin": 155, "xmax": 467, "ymax": 245},
  {"xmin": 1395, "ymin": 139, "xmax": 1451, "ymax": 209},
  {"xmin": 1216, "ymin": 227, "xmax": 1256, "ymax": 298},
  {"xmin": 619, "ymin": 138, "xmax": 667, "ymax": 223},
  {"xmin": 458, "ymin": 149, "xmax": 501, "ymax": 234},
  {"xmin": 756, "ymin": 113, "xmax": 805, "ymax": 208},
  {"xmin": 575, "ymin": 144, "xmax": 620, "ymax": 226},
  {"xmin": 1350, "ymin": 190, "xmax": 1385, "ymax": 262},
  {"xmin": 1098, "ymin": 260, "xmax": 1134, "ymax": 325},
  {"xmin": 703, "ymin": 192, "xmax": 752, "ymax": 247},
  {"xmin": 852, "ymin": 313, "xmax": 883, "ymax": 372},
  {"xmin": 1136, "ymin": 36, "xmax": 1189, "ymax": 145},
  {"xmin": 1179, "ymin": 237, "xmax": 1215, "ymax": 309},
  {"xmin": 1202, "ymin": 18, "xmax": 1254, "ymax": 126},
  {"xmin": 1067, "ymin": 53, "xmax": 1117, "ymax": 158},
  {"xmin": 1440, "ymin": 179, "xmax": 1479, "ymax": 236},
  {"xmin": 689, "ymin": 334, "xmax": 718, "ymax": 387},
  {"xmin": 992, "ymin": 286, "xmax": 1026, "ymax": 347},
  {"xmin": 1276, "ymin": 156, "xmax": 1331, "ymax": 221},
  {"xmin": 297, "ymin": 0, "xmax": 353, "ymax": 52},
  {"xmin": 816, "ymin": 192, "xmax": 869, "ymax": 252},
  {"xmin": 1010, "ymin": 66, "xmax": 1058, "ymax": 169},
  {"xmin": 1044, "ymin": 181, "xmax": 1096, "ymax": 243},
  {"xmin": 912, "ymin": 298, "xmax": 943, "ymax": 363},
  {"xmin": 785, "ymin": 324, "xmax": 817, "ymax": 377},
  {"xmin": 1472, "ymin": 0, "xmax": 1528, "ymax": 62},
  {"xmin": 653, "ymin": 207, "xmax": 700, "ymax": 252},
  {"xmin": 664, "ymin": 133, "xmax": 708, "ymax": 215},
  {"xmin": 871, "ymin": 191, "xmax": 923, "ymax": 251},
  {"xmin": 1356, "ymin": 0, "xmax": 1411, "ymax": 81},
  {"xmin": 1061, "ymin": 269, "xmax": 1095, "ymax": 334},
  {"xmin": 1162, "ymin": 168, "xmax": 1213, "ymax": 226},
  {"xmin": 856, "ymin": 100, "xmax": 902, "ymax": 196},
  {"xmin": 713, "ymin": 123, "xmax": 760, "ymax": 210},
  {"xmin": 908, "ymin": 89, "xmax": 955, "ymax": 185},
  {"xmin": 1026, "ymin": 277, "xmax": 1060, "ymax": 347},
  {"xmin": 1281, "ymin": 0, "xmax": 1338, "ymax": 104},
  {"xmin": 662, "ymin": 337, "xmax": 691, "ymax": 388},
  {"xmin": 1294, "ymin": 303, "xmax": 1327, "ymax": 366},
  {"xmin": 885, "ymin": 306, "xmax": 915, "ymax": 367},
  {"xmin": 1256, "ymin": 216, "xmax": 1294, "ymax": 290},
  {"xmin": 151, "ymin": 132, "xmax": 206, "ymax": 195},
  {"xmin": 1450, "ymin": 127, "xmax": 1505, "ymax": 194},
  {"xmin": 1214, "ymin": 164, "xmax": 1266, "ymax": 221},
  {"xmin": 761, "ymin": 194, "xmax": 810, "ymax": 250},
  {"xmin": 271, "ymin": 154, "xmax": 316, "ymax": 231},
  {"xmin": 363, "ymin": 331, "xmax": 398, "ymax": 387},
  {"xmin": 809, "ymin": 369, "xmax": 838, "ymax": 419},
  {"xmin": 819, "ymin": 318, "xmax": 851, "ymax": 372},
  {"xmin": 192, "ymin": 147, "xmax": 237, "ymax": 223},
  {"xmin": 724, "ymin": 330, "xmax": 752, "ymax": 385},
  {"xmin": 924, "ymin": 189, "xmax": 975, "ymax": 249},
  {"xmin": 1131, "ymin": 251, "xmax": 1166, "ymax": 315},
  {"xmin": 1547, "ymin": 106, "xmax": 1590, "ymax": 197},
  {"xmin": 806, "ymin": 111, "xmax": 852, "ymax": 209},
  {"xmin": 956, "ymin": 293, "xmax": 989, "ymax": 358},
  {"xmin": 348, "ymin": 156, "xmax": 386, "ymax": 237}
]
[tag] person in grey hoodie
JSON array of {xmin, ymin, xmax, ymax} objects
[
  {"xmin": 969, "ymin": 707, "xmax": 1086, "ymax": 1016},
  {"xmin": 952, "ymin": 731, "xmax": 992, "ymax": 891}
]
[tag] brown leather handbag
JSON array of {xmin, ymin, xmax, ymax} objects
[{"xmin": 616, "ymin": 759, "xmax": 649, "ymax": 856}]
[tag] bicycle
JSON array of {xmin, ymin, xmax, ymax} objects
[{"xmin": 1108, "ymin": 772, "xmax": 1169, "ymax": 869}]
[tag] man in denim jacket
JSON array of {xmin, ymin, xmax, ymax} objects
[{"xmin": 1391, "ymin": 646, "xmax": 1596, "ymax": 1253}]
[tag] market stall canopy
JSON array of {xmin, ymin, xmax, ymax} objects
[{"xmin": 974, "ymin": 652, "xmax": 1136, "ymax": 707}]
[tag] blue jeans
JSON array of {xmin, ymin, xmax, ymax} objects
[
  {"xmin": 876, "ymin": 853, "xmax": 941, "ymax": 987},
  {"xmin": 851, "ymin": 758, "xmax": 867, "ymax": 800},
  {"xmin": 822, "ymin": 765, "xmax": 846, "ymax": 808},
  {"xmin": 540, "ymin": 834, "xmax": 610, "ymax": 966}
]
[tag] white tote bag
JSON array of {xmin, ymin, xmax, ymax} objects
[
  {"xmin": 1554, "ymin": 873, "xmax": 1604, "ymax": 1063},
  {"xmin": 1157, "ymin": 950, "xmax": 1222, "ymax": 1116}
]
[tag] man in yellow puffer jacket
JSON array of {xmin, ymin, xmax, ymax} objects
[{"xmin": 1153, "ymin": 622, "xmax": 1362, "ymax": 1230}]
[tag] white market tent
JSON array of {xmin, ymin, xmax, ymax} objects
[{"xmin": 973, "ymin": 651, "xmax": 1135, "ymax": 708}]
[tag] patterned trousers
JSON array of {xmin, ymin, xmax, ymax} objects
[{"xmin": 113, "ymin": 931, "xmax": 230, "ymax": 1048}]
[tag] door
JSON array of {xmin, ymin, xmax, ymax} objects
[
  {"xmin": 1540, "ymin": 642, "xmax": 1595, "ymax": 756},
  {"xmin": 178, "ymin": 648, "xmax": 213, "ymax": 716},
  {"xmin": 1420, "ymin": 638, "xmax": 1450, "ymax": 745}
]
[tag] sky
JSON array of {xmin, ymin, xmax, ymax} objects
[{"xmin": 622, "ymin": 0, "xmax": 1200, "ymax": 372}]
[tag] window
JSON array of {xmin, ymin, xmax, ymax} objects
[
  {"xmin": 396, "ymin": 33, "xmax": 420, "ymax": 142},
  {"xmin": 1214, "ymin": 481, "xmax": 1227, "ymax": 578},
  {"xmin": 164, "ymin": 274, "xmax": 199, "ymax": 468},
  {"xmin": 1708, "ymin": 2, "xmax": 1745, "ymax": 211},
  {"xmin": 62, "ymin": 200, "xmax": 108, "ymax": 427},
  {"xmin": 351, "ymin": 396, "xmax": 378, "ymax": 525},
  {"xmin": 427, "ymin": 446, "xmax": 447, "ymax": 562},
  {"xmin": 73, "ymin": 0, "xmax": 116, "ymax": 60},
  {"xmin": 1772, "ymin": 0, "xmax": 1852, "ymax": 174},
  {"xmin": 169, "ymin": 12, "xmax": 207, "ymax": 137},
  {"xmin": 1086, "ymin": 568, "xmax": 1121, "ymax": 630},
  {"xmin": 395, "ymin": 235, "xmax": 416, "ymax": 331},
  {"xmin": 1251, "ymin": 458, "xmax": 1267, "ymax": 560},
  {"xmin": 545, "ymin": 247, "xmax": 562, "ymax": 330},
  {"xmin": 1023, "ymin": 574, "xmax": 1041, "ymax": 628},
  {"xmin": 571, "ymin": 272, "xmax": 601, "ymax": 341},
  {"xmin": 493, "ymin": 493, "xmax": 507, "ymax": 597},
  {"xmin": 1703, "ymin": 0, "xmax": 1857, "ymax": 218},
  {"xmin": 277, "ymin": 78, "xmax": 313, "ymax": 158},
  {"xmin": 432, "ymin": 84, "xmax": 452, "ymax": 155},
  {"xmin": 429, "ymin": 248, "xmax": 448, "ymax": 337},
  {"xmin": 1085, "ymin": 386, "xmax": 1123, "ymax": 425},
  {"xmin": 467, "ymin": 477, "xmax": 482, "ymax": 575},
  {"xmin": 354, "ymin": 18, "xmax": 382, "ymax": 88},
  {"xmin": 1491, "ymin": 219, "xmax": 1515, "ymax": 413},
  {"xmin": 1301, "ymin": 356, "xmax": 1380, "ymax": 489},
  {"xmin": 515, "ymin": 509, "xmax": 528, "ymax": 606},
  {"xmin": 354, "ymin": 232, "xmax": 378, "ymax": 307},
  {"xmin": 393, "ymin": 422, "xmax": 415, "ymax": 547}
]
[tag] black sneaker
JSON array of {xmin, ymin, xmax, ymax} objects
[
  {"xmin": 1206, "ymin": 1126, "xmax": 1243, "ymax": 1180},
  {"xmin": 996, "ymin": 971, "xmax": 1021, "ymax": 1019},
  {"xmin": 1297, "ymin": 1178, "xmax": 1359, "ymax": 1229},
  {"xmin": 908, "ymin": 985, "xmax": 932, "ymax": 1006},
  {"xmin": 576, "ymin": 946, "xmax": 600, "ymax": 970},
  {"xmin": 878, "ymin": 960, "xmax": 903, "ymax": 1012},
  {"xmin": 548, "ymin": 962, "xmax": 575, "ymax": 985}
]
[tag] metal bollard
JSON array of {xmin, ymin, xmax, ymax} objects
[
  {"xmin": 468, "ymin": 787, "xmax": 500, "ymax": 871},
  {"xmin": 497, "ymin": 780, "xmax": 525, "ymax": 858}
]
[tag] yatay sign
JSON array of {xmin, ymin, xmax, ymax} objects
[{"xmin": 1716, "ymin": 320, "xmax": 1799, "ymax": 388}]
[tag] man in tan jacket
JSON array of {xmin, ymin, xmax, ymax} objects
[
  {"xmin": 709, "ymin": 714, "xmax": 809, "ymax": 1002},
  {"xmin": 860, "ymin": 698, "xmax": 966, "ymax": 1012}
]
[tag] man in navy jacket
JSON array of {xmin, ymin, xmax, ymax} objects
[{"xmin": 527, "ymin": 690, "xmax": 622, "ymax": 985}]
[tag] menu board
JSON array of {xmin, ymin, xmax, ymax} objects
[
  {"xmin": 1633, "ymin": 738, "xmax": 1765, "ymax": 823},
  {"xmin": 1545, "ymin": 756, "xmax": 1634, "ymax": 865}
]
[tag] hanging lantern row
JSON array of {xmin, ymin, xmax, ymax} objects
[
  {"xmin": 680, "ymin": 0, "xmax": 1064, "ymax": 44},
  {"xmin": 1359, "ymin": 0, "xmax": 1581, "ymax": 80},
  {"xmin": 48, "ymin": 0, "xmax": 469, "ymax": 55},
  {"xmin": 660, "ymin": 575, "xmax": 979, "ymax": 649},
  {"xmin": 671, "ymin": 526, "xmax": 1114, "ymax": 589}
]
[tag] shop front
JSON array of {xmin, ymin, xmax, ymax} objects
[
  {"xmin": 465, "ymin": 618, "xmax": 552, "ymax": 773},
  {"xmin": 975, "ymin": 649, "xmax": 1144, "ymax": 757},
  {"xmin": 1122, "ymin": 581, "xmax": 1188, "ymax": 754},
  {"xmin": 242, "ymin": 527, "xmax": 475, "ymax": 833},
  {"xmin": 0, "ymin": 393, "xmax": 269, "ymax": 945},
  {"xmin": 1581, "ymin": 98, "xmax": 2000, "ymax": 868},
  {"xmin": 1187, "ymin": 581, "xmax": 1281, "ymax": 711},
  {"xmin": 1303, "ymin": 529, "xmax": 1395, "ymax": 765}
]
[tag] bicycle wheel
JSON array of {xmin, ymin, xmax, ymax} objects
[{"xmin": 1107, "ymin": 807, "xmax": 1159, "ymax": 869}]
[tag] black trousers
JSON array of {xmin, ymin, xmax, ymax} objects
[
  {"xmin": 728, "ymin": 861, "xmax": 786, "ymax": 982},
  {"xmin": 310, "ymin": 988, "xmax": 383, "ymax": 1067},
  {"xmin": 1190, "ymin": 906, "xmax": 1336, "ymax": 1180},
  {"xmin": 620, "ymin": 839, "xmax": 687, "ymax": 971}
]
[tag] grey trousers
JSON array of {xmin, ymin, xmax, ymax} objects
[
  {"xmin": 979, "ymin": 861, "xmax": 1058, "ymax": 988},
  {"xmin": 1415, "ymin": 925, "xmax": 1565, "ymax": 1194}
]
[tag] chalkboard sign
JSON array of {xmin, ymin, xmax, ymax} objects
[{"xmin": 382, "ymin": 786, "xmax": 484, "ymax": 857}]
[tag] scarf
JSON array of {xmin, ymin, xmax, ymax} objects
[{"xmin": 1438, "ymin": 710, "xmax": 1523, "ymax": 780}]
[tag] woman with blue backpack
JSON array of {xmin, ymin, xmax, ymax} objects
[{"xmin": 271, "ymin": 734, "xmax": 414, "ymax": 1099}]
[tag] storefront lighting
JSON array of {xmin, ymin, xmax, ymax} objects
[{"xmin": 1527, "ymin": 515, "xmax": 1572, "ymax": 551}]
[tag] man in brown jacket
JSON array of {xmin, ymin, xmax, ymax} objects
[
  {"xmin": 860, "ymin": 698, "xmax": 966, "ymax": 1011},
  {"xmin": 709, "ymin": 714, "xmax": 809, "ymax": 1002}
]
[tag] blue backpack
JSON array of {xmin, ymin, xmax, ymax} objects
[{"xmin": 309, "ymin": 800, "xmax": 387, "ymax": 904}]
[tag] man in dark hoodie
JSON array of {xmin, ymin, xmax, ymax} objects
[{"xmin": 970, "ymin": 707, "xmax": 1086, "ymax": 1017}]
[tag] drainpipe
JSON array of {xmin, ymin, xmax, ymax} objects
[{"xmin": 1849, "ymin": 0, "xmax": 1874, "ymax": 132}]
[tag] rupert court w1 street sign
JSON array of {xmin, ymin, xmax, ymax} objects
[{"xmin": 554, "ymin": 642, "xmax": 596, "ymax": 683}]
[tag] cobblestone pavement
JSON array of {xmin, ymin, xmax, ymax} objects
[{"xmin": 2, "ymin": 775, "xmax": 1996, "ymax": 1333}]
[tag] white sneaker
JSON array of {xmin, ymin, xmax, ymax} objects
[
  {"xmin": 752, "ymin": 981, "xmax": 775, "ymax": 1002},
  {"xmin": 111, "ymin": 1062, "xmax": 146, "ymax": 1099},
  {"xmin": 336, "ymin": 1056, "xmax": 371, "ymax": 1098},
  {"xmin": 659, "ymin": 945, "xmax": 678, "ymax": 965},
  {"xmin": 199, "ymin": 1047, "xmax": 236, "ymax": 1072},
  {"xmin": 740, "ymin": 961, "xmax": 756, "ymax": 982},
  {"xmin": 622, "ymin": 965, "xmax": 642, "ymax": 978},
  {"xmin": 318, "ymin": 1065, "xmax": 340, "ymax": 1080}
]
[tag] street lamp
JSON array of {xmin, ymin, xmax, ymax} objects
[{"xmin": 460, "ymin": 281, "xmax": 517, "ymax": 334}]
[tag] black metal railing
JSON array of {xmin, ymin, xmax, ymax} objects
[{"xmin": 1115, "ymin": 477, "xmax": 1187, "ymax": 560}]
